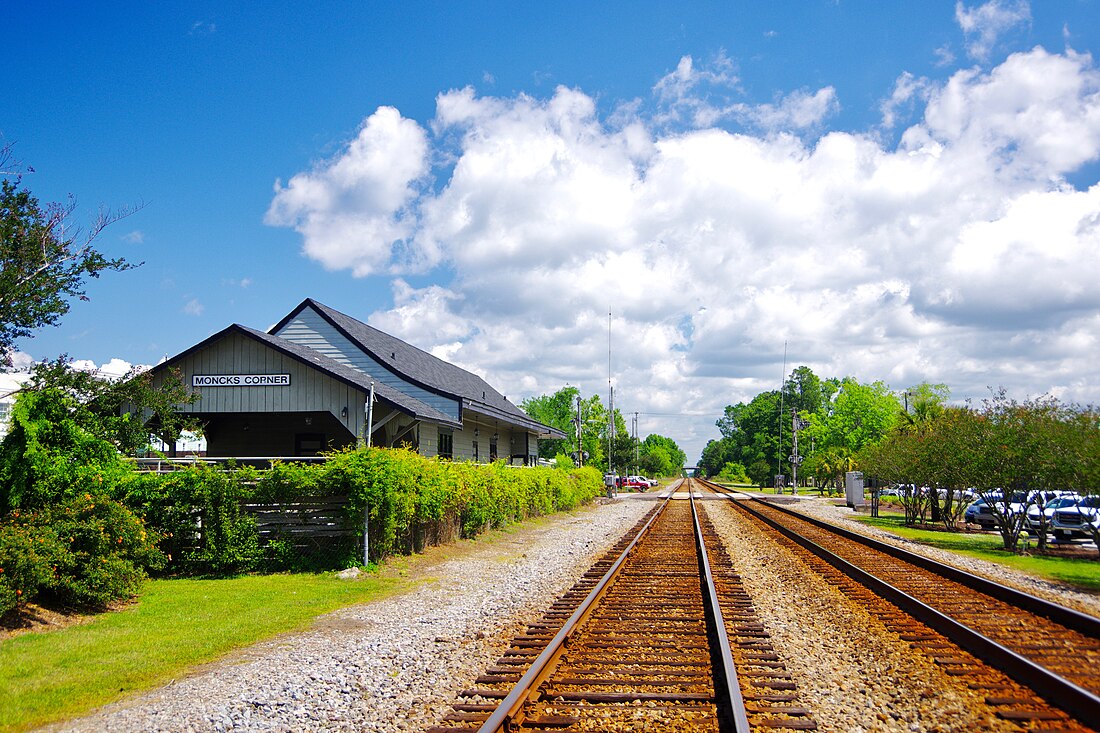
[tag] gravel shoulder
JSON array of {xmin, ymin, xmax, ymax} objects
[{"xmin": 43, "ymin": 495, "xmax": 658, "ymax": 733}]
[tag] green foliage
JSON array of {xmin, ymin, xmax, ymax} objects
[
  {"xmin": 746, "ymin": 459, "xmax": 773, "ymax": 488},
  {"xmin": 812, "ymin": 378, "xmax": 900, "ymax": 455},
  {"xmin": 0, "ymin": 387, "xmax": 134, "ymax": 512},
  {"xmin": 704, "ymin": 368, "xmax": 908, "ymax": 489},
  {"xmin": 638, "ymin": 434, "xmax": 686, "ymax": 477},
  {"xmin": 121, "ymin": 465, "xmax": 262, "ymax": 576},
  {"xmin": 0, "ymin": 167, "xmax": 138, "ymax": 364},
  {"xmin": 521, "ymin": 387, "xmax": 608, "ymax": 468},
  {"xmin": 716, "ymin": 461, "xmax": 751, "ymax": 484},
  {"xmin": 553, "ymin": 453, "xmax": 576, "ymax": 471},
  {"xmin": 860, "ymin": 393, "xmax": 1100, "ymax": 551},
  {"xmin": 706, "ymin": 390, "xmax": 783, "ymax": 479},
  {"xmin": 0, "ymin": 494, "xmax": 163, "ymax": 614},
  {"xmin": 40, "ymin": 494, "xmax": 164, "ymax": 607},
  {"xmin": 0, "ymin": 515, "xmax": 59, "ymax": 614}
]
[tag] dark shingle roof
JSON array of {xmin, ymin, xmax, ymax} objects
[{"xmin": 272, "ymin": 299, "xmax": 564, "ymax": 437}]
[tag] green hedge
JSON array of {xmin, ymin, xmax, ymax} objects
[
  {"xmin": 278, "ymin": 448, "xmax": 603, "ymax": 560},
  {"xmin": 122, "ymin": 448, "xmax": 603, "ymax": 576},
  {"xmin": 1, "ymin": 448, "xmax": 603, "ymax": 615}
]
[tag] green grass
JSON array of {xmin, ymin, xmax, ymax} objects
[
  {"xmin": 851, "ymin": 513, "xmax": 1100, "ymax": 593},
  {"xmin": 0, "ymin": 572, "xmax": 409, "ymax": 732}
]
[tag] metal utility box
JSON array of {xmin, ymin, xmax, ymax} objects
[{"xmin": 845, "ymin": 471, "xmax": 866, "ymax": 508}]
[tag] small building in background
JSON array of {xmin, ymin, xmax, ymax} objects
[
  {"xmin": 146, "ymin": 298, "xmax": 563, "ymax": 462},
  {"xmin": 0, "ymin": 371, "xmax": 29, "ymax": 442}
]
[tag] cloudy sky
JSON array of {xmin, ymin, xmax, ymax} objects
[{"xmin": 5, "ymin": 1, "xmax": 1100, "ymax": 462}]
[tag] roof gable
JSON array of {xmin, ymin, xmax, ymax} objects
[
  {"xmin": 272, "ymin": 299, "xmax": 540, "ymax": 425},
  {"xmin": 151, "ymin": 323, "xmax": 460, "ymax": 426}
]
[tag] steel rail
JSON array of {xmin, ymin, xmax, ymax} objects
[
  {"xmin": 688, "ymin": 480, "xmax": 751, "ymax": 733},
  {"xmin": 474, "ymin": 483, "xmax": 677, "ymax": 732},
  {"xmin": 727, "ymin": 483, "xmax": 1100, "ymax": 639},
  {"xmin": 711, "ymin": 485, "xmax": 1100, "ymax": 726}
]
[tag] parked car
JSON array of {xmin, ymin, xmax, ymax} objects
[
  {"xmin": 964, "ymin": 496, "xmax": 1002, "ymax": 528},
  {"xmin": 622, "ymin": 476, "xmax": 649, "ymax": 491},
  {"xmin": 1025, "ymin": 494, "xmax": 1081, "ymax": 535},
  {"xmin": 1051, "ymin": 496, "xmax": 1100, "ymax": 540}
]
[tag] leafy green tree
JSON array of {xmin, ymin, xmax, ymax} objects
[
  {"xmin": 698, "ymin": 437, "xmax": 737, "ymax": 478},
  {"xmin": 521, "ymin": 386, "xmax": 607, "ymax": 468},
  {"xmin": 813, "ymin": 378, "xmax": 900, "ymax": 455},
  {"xmin": 782, "ymin": 366, "xmax": 835, "ymax": 417},
  {"xmin": 638, "ymin": 434, "xmax": 686, "ymax": 477},
  {"xmin": 1, "ymin": 154, "xmax": 139, "ymax": 364},
  {"xmin": 0, "ymin": 359, "xmax": 199, "ymax": 510},
  {"xmin": 897, "ymin": 382, "xmax": 950, "ymax": 431},
  {"xmin": 716, "ymin": 461, "xmax": 751, "ymax": 484},
  {"xmin": 714, "ymin": 390, "xmax": 784, "ymax": 480}
]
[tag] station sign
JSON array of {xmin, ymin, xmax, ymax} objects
[{"xmin": 192, "ymin": 374, "xmax": 291, "ymax": 387}]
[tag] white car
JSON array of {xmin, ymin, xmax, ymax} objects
[
  {"xmin": 1025, "ymin": 495, "xmax": 1081, "ymax": 535},
  {"xmin": 1051, "ymin": 496, "xmax": 1100, "ymax": 540}
]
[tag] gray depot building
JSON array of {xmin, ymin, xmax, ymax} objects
[{"xmin": 148, "ymin": 298, "xmax": 564, "ymax": 462}]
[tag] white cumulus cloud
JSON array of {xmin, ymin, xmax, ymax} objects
[{"xmin": 269, "ymin": 42, "xmax": 1100, "ymax": 463}]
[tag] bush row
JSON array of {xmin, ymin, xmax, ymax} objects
[{"xmin": 1, "ymin": 448, "xmax": 603, "ymax": 614}]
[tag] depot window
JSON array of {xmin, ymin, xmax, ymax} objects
[{"xmin": 438, "ymin": 429, "xmax": 453, "ymax": 460}]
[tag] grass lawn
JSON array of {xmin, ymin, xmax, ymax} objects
[
  {"xmin": 851, "ymin": 512, "xmax": 1100, "ymax": 593},
  {"xmin": 0, "ymin": 571, "xmax": 410, "ymax": 733}
]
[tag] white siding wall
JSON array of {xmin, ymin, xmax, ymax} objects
[{"xmin": 154, "ymin": 332, "xmax": 367, "ymax": 439}]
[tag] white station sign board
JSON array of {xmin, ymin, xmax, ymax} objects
[{"xmin": 192, "ymin": 374, "xmax": 291, "ymax": 387}]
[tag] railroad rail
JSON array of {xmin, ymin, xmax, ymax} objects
[
  {"xmin": 429, "ymin": 481, "xmax": 817, "ymax": 732},
  {"xmin": 697, "ymin": 477, "xmax": 1100, "ymax": 731}
]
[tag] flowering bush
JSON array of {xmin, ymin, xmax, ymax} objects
[{"xmin": 0, "ymin": 494, "xmax": 163, "ymax": 615}]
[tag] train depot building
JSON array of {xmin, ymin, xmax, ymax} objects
[{"xmin": 147, "ymin": 298, "xmax": 563, "ymax": 462}]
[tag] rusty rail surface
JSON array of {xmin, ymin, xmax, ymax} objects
[
  {"xmin": 699, "ymin": 478, "xmax": 1100, "ymax": 731},
  {"xmin": 429, "ymin": 480, "xmax": 815, "ymax": 732}
]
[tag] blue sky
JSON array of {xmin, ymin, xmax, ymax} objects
[{"xmin": 5, "ymin": 1, "xmax": 1100, "ymax": 463}]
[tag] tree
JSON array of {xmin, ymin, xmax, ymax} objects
[
  {"xmin": 1, "ymin": 150, "xmax": 139, "ymax": 364},
  {"xmin": 782, "ymin": 366, "xmax": 835, "ymax": 417},
  {"xmin": 638, "ymin": 434, "xmax": 686, "ymax": 477},
  {"xmin": 520, "ymin": 386, "xmax": 606, "ymax": 468},
  {"xmin": 813, "ymin": 378, "xmax": 900, "ymax": 455},
  {"xmin": 897, "ymin": 382, "xmax": 950, "ymax": 432},
  {"xmin": 714, "ymin": 390, "xmax": 784, "ymax": 479},
  {"xmin": 698, "ymin": 437, "xmax": 737, "ymax": 479},
  {"xmin": 0, "ymin": 358, "xmax": 199, "ymax": 510}
]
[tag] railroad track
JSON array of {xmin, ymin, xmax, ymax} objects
[
  {"xmin": 697, "ymin": 478, "xmax": 1100, "ymax": 732},
  {"xmin": 428, "ymin": 481, "xmax": 817, "ymax": 732}
]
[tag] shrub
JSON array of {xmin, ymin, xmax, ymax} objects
[
  {"xmin": 0, "ymin": 514, "xmax": 60, "ymax": 615},
  {"xmin": 120, "ymin": 465, "xmax": 260, "ymax": 576},
  {"xmin": 118, "ymin": 448, "xmax": 605, "ymax": 574},
  {"xmin": 0, "ymin": 494, "xmax": 163, "ymax": 613}
]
